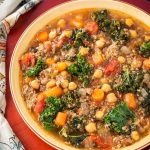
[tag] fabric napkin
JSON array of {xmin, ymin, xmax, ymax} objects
[{"xmin": 0, "ymin": 0, "xmax": 41, "ymax": 149}]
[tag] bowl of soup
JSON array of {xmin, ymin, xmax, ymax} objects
[{"xmin": 10, "ymin": 0, "xmax": 150, "ymax": 149}]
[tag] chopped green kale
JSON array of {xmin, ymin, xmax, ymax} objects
[
  {"xmin": 141, "ymin": 84, "xmax": 150, "ymax": 115},
  {"xmin": 114, "ymin": 69, "xmax": 143, "ymax": 93},
  {"xmin": 40, "ymin": 97, "xmax": 65, "ymax": 130},
  {"xmin": 40, "ymin": 92, "xmax": 81, "ymax": 130},
  {"xmin": 59, "ymin": 127, "xmax": 87, "ymax": 147},
  {"xmin": 71, "ymin": 29, "xmax": 91, "ymax": 48},
  {"xmin": 26, "ymin": 58, "xmax": 46, "ymax": 77},
  {"xmin": 139, "ymin": 40, "xmax": 150, "ymax": 58},
  {"xmin": 109, "ymin": 20, "xmax": 129, "ymax": 41},
  {"xmin": 104, "ymin": 102, "xmax": 135, "ymax": 134},
  {"xmin": 68, "ymin": 54, "xmax": 93, "ymax": 86},
  {"xmin": 62, "ymin": 90, "xmax": 80, "ymax": 110},
  {"xmin": 92, "ymin": 9, "xmax": 129, "ymax": 41},
  {"xmin": 92, "ymin": 9, "xmax": 111, "ymax": 32}
]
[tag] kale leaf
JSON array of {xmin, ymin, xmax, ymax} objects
[
  {"xmin": 139, "ymin": 40, "xmax": 150, "ymax": 58},
  {"xmin": 114, "ymin": 69, "xmax": 143, "ymax": 93},
  {"xmin": 59, "ymin": 127, "xmax": 87, "ymax": 147},
  {"xmin": 40, "ymin": 92, "xmax": 81, "ymax": 130},
  {"xmin": 59, "ymin": 117, "xmax": 87, "ymax": 147},
  {"xmin": 141, "ymin": 84, "xmax": 150, "ymax": 115},
  {"xmin": 26, "ymin": 58, "xmax": 46, "ymax": 77},
  {"xmin": 92, "ymin": 9, "xmax": 129, "ymax": 41},
  {"xmin": 109, "ymin": 20, "xmax": 129, "ymax": 41},
  {"xmin": 40, "ymin": 97, "xmax": 65, "ymax": 130},
  {"xmin": 68, "ymin": 54, "xmax": 93, "ymax": 86},
  {"xmin": 71, "ymin": 29, "xmax": 91, "ymax": 49},
  {"xmin": 104, "ymin": 102, "xmax": 135, "ymax": 134},
  {"xmin": 68, "ymin": 135, "xmax": 87, "ymax": 147},
  {"xmin": 62, "ymin": 90, "xmax": 80, "ymax": 110},
  {"xmin": 92, "ymin": 9, "xmax": 111, "ymax": 32}
]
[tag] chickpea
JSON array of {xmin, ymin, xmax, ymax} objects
[
  {"xmin": 95, "ymin": 110, "xmax": 104, "ymax": 120},
  {"xmin": 56, "ymin": 62, "xmax": 67, "ymax": 72},
  {"xmin": 79, "ymin": 47, "xmax": 89, "ymax": 56},
  {"xmin": 61, "ymin": 71, "xmax": 68, "ymax": 77},
  {"xmin": 95, "ymin": 38, "xmax": 105, "ymax": 48},
  {"xmin": 132, "ymin": 58, "xmax": 142, "ymax": 69},
  {"xmin": 57, "ymin": 19, "xmax": 66, "ymax": 28},
  {"xmin": 125, "ymin": 18, "xmax": 134, "ymax": 27},
  {"xmin": 49, "ymin": 29, "xmax": 57, "ymax": 40},
  {"xmin": 46, "ymin": 79, "xmax": 56, "ymax": 88},
  {"xmin": 106, "ymin": 93, "xmax": 117, "ymax": 104},
  {"xmin": 101, "ymin": 84, "xmax": 112, "ymax": 93},
  {"xmin": 85, "ymin": 122, "xmax": 96, "ymax": 133},
  {"xmin": 131, "ymin": 131, "xmax": 140, "ymax": 141},
  {"xmin": 61, "ymin": 79, "xmax": 69, "ymax": 88},
  {"xmin": 118, "ymin": 56, "xmax": 125, "ymax": 64},
  {"xmin": 63, "ymin": 30, "xmax": 72, "ymax": 38},
  {"xmin": 30, "ymin": 80, "xmax": 40, "ymax": 89},
  {"xmin": 68, "ymin": 82, "xmax": 77, "ymax": 90},
  {"xmin": 129, "ymin": 30, "xmax": 138, "ymax": 38},
  {"xmin": 93, "ymin": 69, "xmax": 103, "ymax": 79}
]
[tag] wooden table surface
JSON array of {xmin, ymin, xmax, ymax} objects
[{"xmin": 5, "ymin": 0, "xmax": 150, "ymax": 149}]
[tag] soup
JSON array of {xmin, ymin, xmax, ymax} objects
[{"xmin": 19, "ymin": 9, "xmax": 150, "ymax": 149}]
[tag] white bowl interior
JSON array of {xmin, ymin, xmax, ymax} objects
[{"xmin": 10, "ymin": 0, "xmax": 150, "ymax": 150}]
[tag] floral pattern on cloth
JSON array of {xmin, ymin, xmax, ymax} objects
[{"xmin": 0, "ymin": 0, "xmax": 42, "ymax": 150}]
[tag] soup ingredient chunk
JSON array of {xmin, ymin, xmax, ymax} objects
[
  {"xmin": 139, "ymin": 40, "xmax": 150, "ymax": 58},
  {"xmin": 141, "ymin": 85, "xmax": 150, "ymax": 115},
  {"xmin": 40, "ymin": 96, "xmax": 65, "ymax": 130},
  {"xmin": 26, "ymin": 58, "xmax": 46, "ymax": 77},
  {"xmin": 68, "ymin": 55, "xmax": 93, "ymax": 86},
  {"xmin": 104, "ymin": 102, "xmax": 135, "ymax": 133},
  {"xmin": 92, "ymin": 89, "xmax": 104, "ymax": 102},
  {"xmin": 114, "ymin": 69, "xmax": 143, "ymax": 93}
]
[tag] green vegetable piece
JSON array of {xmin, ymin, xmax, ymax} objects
[
  {"xmin": 68, "ymin": 64, "xmax": 79, "ymax": 76},
  {"xmin": 26, "ymin": 58, "xmax": 46, "ymax": 77},
  {"xmin": 104, "ymin": 102, "xmax": 135, "ymax": 133},
  {"xmin": 68, "ymin": 135, "xmax": 87, "ymax": 147},
  {"xmin": 139, "ymin": 40, "xmax": 150, "ymax": 58},
  {"xmin": 68, "ymin": 54, "xmax": 93, "ymax": 86},
  {"xmin": 141, "ymin": 84, "xmax": 150, "ymax": 115},
  {"xmin": 62, "ymin": 90, "xmax": 80, "ymax": 109},
  {"xmin": 92, "ymin": 9, "xmax": 129, "ymax": 41},
  {"xmin": 40, "ymin": 97, "xmax": 65, "ymax": 130},
  {"xmin": 59, "ymin": 127, "xmax": 87, "ymax": 147},
  {"xmin": 92, "ymin": 9, "xmax": 111, "ymax": 32},
  {"xmin": 114, "ymin": 69, "xmax": 143, "ymax": 93},
  {"xmin": 71, "ymin": 29, "xmax": 91, "ymax": 48}
]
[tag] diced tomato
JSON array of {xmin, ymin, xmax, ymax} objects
[
  {"xmin": 34, "ymin": 99, "xmax": 46, "ymax": 114},
  {"xmin": 104, "ymin": 58, "xmax": 119, "ymax": 76},
  {"xmin": 85, "ymin": 135, "xmax": 113, "ymax": 150},
  {"xmin": 96, "ymin": 136, "xmax": 113, "ymax": 150},
  {"xmin": 20, "ymin": 52, "xmax": 35, "ymax": 70},
  {"xmin": 85, "ymin": 21, "xmax": 99, "ymax": 35}
]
